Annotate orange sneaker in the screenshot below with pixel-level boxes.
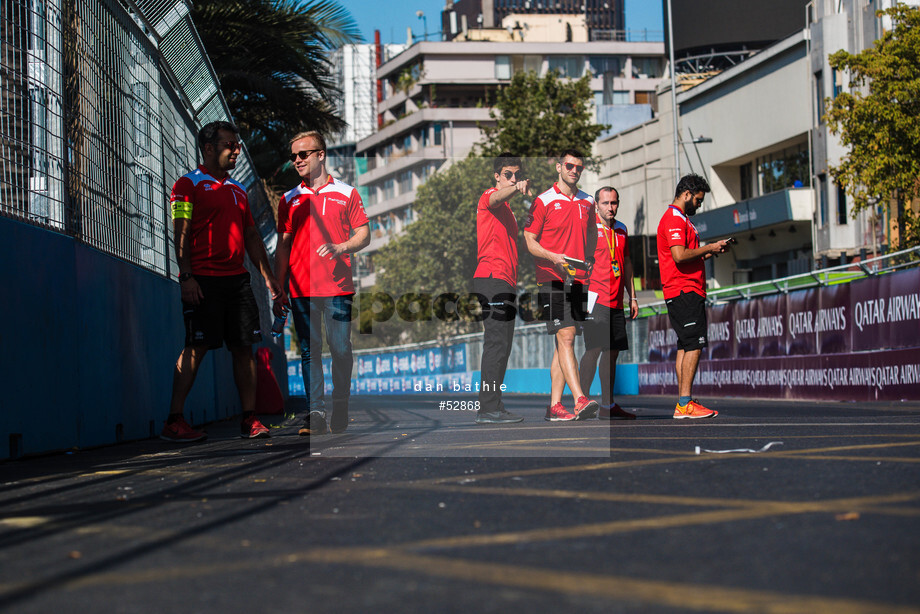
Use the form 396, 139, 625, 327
544, 402, 576, 421
674, 399, 718, 419
599, 403, 637, 420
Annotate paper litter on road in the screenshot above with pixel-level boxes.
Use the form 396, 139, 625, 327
695, 441, 783, 455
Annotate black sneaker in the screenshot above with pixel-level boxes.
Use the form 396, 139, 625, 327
299, 411, 327, 436
330, 403, 349, 434
475, 410, 524, 424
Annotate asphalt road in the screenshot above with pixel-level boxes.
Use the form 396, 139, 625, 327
2, 394, 919, 613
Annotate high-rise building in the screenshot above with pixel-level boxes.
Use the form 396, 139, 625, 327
442, 0, 626, 41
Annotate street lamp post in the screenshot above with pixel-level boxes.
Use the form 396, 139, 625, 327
667, 0, 680, 186
416, 10, 428, 41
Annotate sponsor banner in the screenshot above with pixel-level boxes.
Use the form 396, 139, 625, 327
638, 348, 920, 401
288, 344, 473, 396
647, 268, 920, 363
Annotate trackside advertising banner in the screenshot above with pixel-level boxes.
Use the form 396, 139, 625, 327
639, 267, 920, 401
288, 343, 473, 396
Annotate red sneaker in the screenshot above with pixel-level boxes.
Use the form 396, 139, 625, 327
241, 415, 270, 439
544, 402, 576, 422
573, 396, 599, 420
674, 399, 718, 419
160, 416, 207, 442
599, 403, 637, 420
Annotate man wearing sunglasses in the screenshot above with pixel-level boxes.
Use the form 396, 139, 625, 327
163, 120, 282, 443
274, 131, 369, 436
524, 149, 599, 422
473, 153, 530, 424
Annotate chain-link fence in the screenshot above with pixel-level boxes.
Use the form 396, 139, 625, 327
1, 0, 270, 277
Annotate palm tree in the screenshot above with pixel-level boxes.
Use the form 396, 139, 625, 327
192, 0, 361, 180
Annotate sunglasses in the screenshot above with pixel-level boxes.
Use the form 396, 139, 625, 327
289, 149, 321, 162
501, 170, 525, 181
219, 141, 242, 152
563, 162, 584, 173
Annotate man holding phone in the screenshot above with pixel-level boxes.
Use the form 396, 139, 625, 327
657, 174, 733, 418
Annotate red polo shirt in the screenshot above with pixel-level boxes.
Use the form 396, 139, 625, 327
277, 176, 369, 297
523, 183, 594, 283
657, 204, 706, 299
170, 165, 254, 276
588, 215, 630, 308
473, 187, 518, 286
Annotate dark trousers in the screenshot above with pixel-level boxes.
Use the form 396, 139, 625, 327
473, 277, 516, 412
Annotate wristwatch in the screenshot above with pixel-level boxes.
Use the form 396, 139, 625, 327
179, 272, 193, 282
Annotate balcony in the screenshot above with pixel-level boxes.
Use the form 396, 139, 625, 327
693, 187, 813, 241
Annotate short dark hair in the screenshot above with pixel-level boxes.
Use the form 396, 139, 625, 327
198, 120, 238, 154
558, 148, 585, 163
594, 186, 619, 203
493, 152, 523, 175
674, 173, 710, 198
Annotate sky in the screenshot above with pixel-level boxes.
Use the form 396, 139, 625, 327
344, 0, 664, 46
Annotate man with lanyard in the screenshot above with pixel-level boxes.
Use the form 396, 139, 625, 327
578, 186, 639, 419
524, 149, 599, 421
274, 131, 369, 435
163, 120, 282, 442
657, 173, 733, 419
473, 153, 529, 424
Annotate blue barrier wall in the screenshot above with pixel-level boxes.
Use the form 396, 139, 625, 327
0, 218, 285, 458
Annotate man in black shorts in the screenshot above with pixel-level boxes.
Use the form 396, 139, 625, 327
656, 174, 733, 418
524, 150, 599, 421
162, 121, 282, 442
579, 187, 639, 419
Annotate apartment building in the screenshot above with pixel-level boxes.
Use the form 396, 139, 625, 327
353, 17, 665, 287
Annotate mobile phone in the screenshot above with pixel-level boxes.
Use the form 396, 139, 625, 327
563, 256, 589, 270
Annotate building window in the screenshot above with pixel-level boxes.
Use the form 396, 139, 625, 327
433, 123, 443, 146
511, 55, 542, 75
612, 91, 630, 105
635, 91, 656, 108
495, 55, 512, 80
631, 57, 662, 78
756, 145, 809, 196
589, 56, 624, 78
384, 178, 395, 199
818, 174, 828, 228
740, 163, 753, 201
548, 56, 583, 78
403, 134, 412, 152
399, 170, 413, 194
837, 184, 848, 225
815, 70, 825, 123
419, 127, 428, 148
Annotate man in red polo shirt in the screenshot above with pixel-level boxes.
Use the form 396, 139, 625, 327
524, 149, 599, 422
656, 173, 733, 419
274, 131, 369, 436
473, 153, 529, 424
579, 186, 639, 420
163, 120, 282, 442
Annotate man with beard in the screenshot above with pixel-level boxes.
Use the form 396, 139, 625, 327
656, 174, 733, 419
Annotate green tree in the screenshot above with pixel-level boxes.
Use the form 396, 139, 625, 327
826, 5, 920, 249
477, 70, 607, 160
192, 0, 360, 181
364, 71, 607, 346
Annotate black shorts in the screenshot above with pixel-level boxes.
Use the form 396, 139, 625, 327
582, 303, 629, 351
539, 280, 589, 335
183, 273, 262, 349
665, 290, 708, 351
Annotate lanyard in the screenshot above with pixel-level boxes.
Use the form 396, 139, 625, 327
600, 222, 617, 262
